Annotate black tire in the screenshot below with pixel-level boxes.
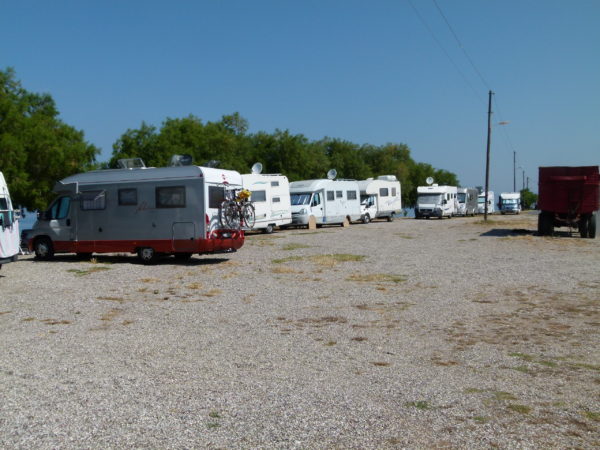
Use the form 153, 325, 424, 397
587, 214, 596, 239
263, 224, 274, 234
242, 203, 255, 229
219, 201, 240, 229
137, 247, 158, 264
578, 215, 589, 238
34, 237, 54, 260
362, 214, 370, 224
538, 211, 554, 236
387, 214, 394, 222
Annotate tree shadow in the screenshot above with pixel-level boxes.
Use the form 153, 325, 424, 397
30, 254, 232, 266
480, 228, 582, 238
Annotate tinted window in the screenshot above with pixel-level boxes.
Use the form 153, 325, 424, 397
208, 186, 225, 208
81, 191, 105, 211
380, 188, 389, 197
392, 187, 397, 197
327, 191, 334, 201
272, 197, 280, 203
251, 190, 267, 202
311, 193, 321, 206
336, 191, 343, 198
347, 190, 357, 200
118, 188, 137, 206
271, 181, 279, 187
156, 186, 186, 208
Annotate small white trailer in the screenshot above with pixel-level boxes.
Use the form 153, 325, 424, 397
415, 184, 458, 219
477, 190, 495, 214
456, 187, 479, 216
357, 175, 402, 223
0, 172, 20, 268
242, 169, 292, 234
499, 192, 521, 214
27, 160, 245, 263
289, 175, 361, 227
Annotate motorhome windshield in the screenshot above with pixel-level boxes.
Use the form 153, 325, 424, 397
291, 193, 311, 206
457, 193, 466, 203
502, 198, 519, 204
478, 197, 486, 204
418, 193, 442, 204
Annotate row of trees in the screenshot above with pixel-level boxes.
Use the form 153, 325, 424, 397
1, 67, 458, 209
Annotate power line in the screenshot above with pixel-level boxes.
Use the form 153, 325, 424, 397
406, 0, 485, 106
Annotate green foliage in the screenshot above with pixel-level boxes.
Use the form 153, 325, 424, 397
520, 188, 538, 209
0, 68, 99, 209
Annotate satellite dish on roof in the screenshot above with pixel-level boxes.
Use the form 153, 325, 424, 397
426, 177, 434, 185
251, 162, 263, 174
327, 169, 337, 180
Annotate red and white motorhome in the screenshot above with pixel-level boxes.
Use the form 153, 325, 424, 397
0, 171, 20, 269
28, 161, 245, 263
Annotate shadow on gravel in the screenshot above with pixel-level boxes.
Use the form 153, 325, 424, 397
30, 254, 232, 266
480, 228, 583, 238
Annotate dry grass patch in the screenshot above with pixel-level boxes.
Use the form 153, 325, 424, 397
67, 266, 110, 276
186, 282, 203, 290
203, 288, 222, 297
100, 308, 123, 322
97, 296, 126, 304
272, 255, 304, 264
41, 319, 71, 325
309, 253, 366, 267
282, 243, 311, 251
140, 278, 160, 283
347, 273, 406, 284
272, 266, 301, 274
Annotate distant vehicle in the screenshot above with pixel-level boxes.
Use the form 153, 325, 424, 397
0, 171, 20, 268
499, 192, 521, 214
289, 173, 361, 227
456, 187, 478, 216
242, 168, 292, 234
537, 166, 598, 238
477, 191, 495, 214
415, 184, 458, 219
27, 158, 245, 263
357, 175, 402, 223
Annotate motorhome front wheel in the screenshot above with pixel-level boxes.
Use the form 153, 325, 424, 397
34, 237, 54, 260
137, 247, 157, 264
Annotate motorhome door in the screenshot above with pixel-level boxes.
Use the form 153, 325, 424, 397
173, 222, 196, 252
44, 196, 75, 243
310, 191, 324, 220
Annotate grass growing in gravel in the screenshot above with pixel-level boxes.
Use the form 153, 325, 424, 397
67, 266, 110, 276
507, 404, 532, 414
347, 273, 406, 283
310, 254, 366, 267
406, 401, 430, 410
282, 243, 311, 250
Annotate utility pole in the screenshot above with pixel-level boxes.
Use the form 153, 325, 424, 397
484, 90, 494, 221
522, 170, 525, 191
513, 151, 516, 192
526, 176, 529, 190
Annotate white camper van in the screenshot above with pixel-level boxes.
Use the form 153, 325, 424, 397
0, 172, 20, 268
499, 192, 521, 214
242, 170, 292, 234
415, 185, 458, 219
289, 178, 361, 227
477, 191, 495, 214
456, 187, 479, 216
357, 175, 402, 223
27, 160, 245, 263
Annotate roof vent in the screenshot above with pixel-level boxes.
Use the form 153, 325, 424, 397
170, 154, 193, 166
117, 158, 146, 169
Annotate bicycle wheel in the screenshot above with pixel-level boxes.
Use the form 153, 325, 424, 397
219, 201, 241, 229
242, 202, 255, 229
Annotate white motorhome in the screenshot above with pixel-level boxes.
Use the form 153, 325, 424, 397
242, 172, 292, 233
289, 178, 361, 227
27, 160, 245, 263
456, 187, 479, 216
357, 175, 402, 223
0, 172, 20, 268
477, 191, 495, 214
415, 185, 458, 219
499, 192, 521, 214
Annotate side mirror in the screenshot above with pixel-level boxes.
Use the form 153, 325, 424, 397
442, 199, 447, 205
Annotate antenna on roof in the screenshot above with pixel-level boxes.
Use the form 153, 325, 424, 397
170, 154, 193, 166
426, 176, 434, 185
117, 158, 146, 169
251, 162, 263, 174
327, 169, 337, 180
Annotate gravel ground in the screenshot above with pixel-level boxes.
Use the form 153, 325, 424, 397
1, 212, 599, 449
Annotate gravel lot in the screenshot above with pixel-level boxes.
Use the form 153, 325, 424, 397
1, 212, 599, 449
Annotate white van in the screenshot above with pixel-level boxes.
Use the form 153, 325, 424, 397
27, 160, 245, 263
415, 185, 458, 219
357, 175, 402, 223
242, 173, 292, 233
290, 179, 361, 227
456, 187, 479, 216
0, 172, 20, 268
477, 191, 495, 214
499, 192, 521, 214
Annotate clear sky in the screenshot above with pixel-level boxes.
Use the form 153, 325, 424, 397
2, 0, 599, 195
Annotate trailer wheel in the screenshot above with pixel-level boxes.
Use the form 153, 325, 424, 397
137, 247, 158, 264
387, 214, 394, 222
538, 211, 554, 236
263, 224, 274, 234
362, 214, 370, 224
34, 237, 54, 260
587, 214, 596, 239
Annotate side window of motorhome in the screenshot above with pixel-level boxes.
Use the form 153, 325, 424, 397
81, 191, 105, 210
208, 186, 225, 208
327, 191, 334, 201
392, 187, 397, 197
156, 186, 186, 208
347, 191, 357, 200
311, 193, 321, 206
380, 188, 389, 197
47, 197, 71, 219
271, 181, 279, 187
251, 190, 267, 202
118, 188, 138, 206
336, 191, 343, 198
272, 197, 281, 203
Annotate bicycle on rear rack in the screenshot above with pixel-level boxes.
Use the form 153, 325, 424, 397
219, 188, 255, 230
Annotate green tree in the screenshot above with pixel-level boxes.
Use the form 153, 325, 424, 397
0, 67, 99, 209
520, 188, 538, 209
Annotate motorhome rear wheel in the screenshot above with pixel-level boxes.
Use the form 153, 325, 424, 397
138, 247, 158, 264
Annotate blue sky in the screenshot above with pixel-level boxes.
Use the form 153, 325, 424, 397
2, 0, 599, 195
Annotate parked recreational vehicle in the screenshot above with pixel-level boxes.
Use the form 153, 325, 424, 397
28, 161, 245, 263
289, 176, 361, 227
242, 169, 292, 233
415, 185, 458, 219
477, 191, 495, 214
456, 187, 478, 216
498, 192, 521, 214
0, 172, 20, 268
357, 175, 402, 223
